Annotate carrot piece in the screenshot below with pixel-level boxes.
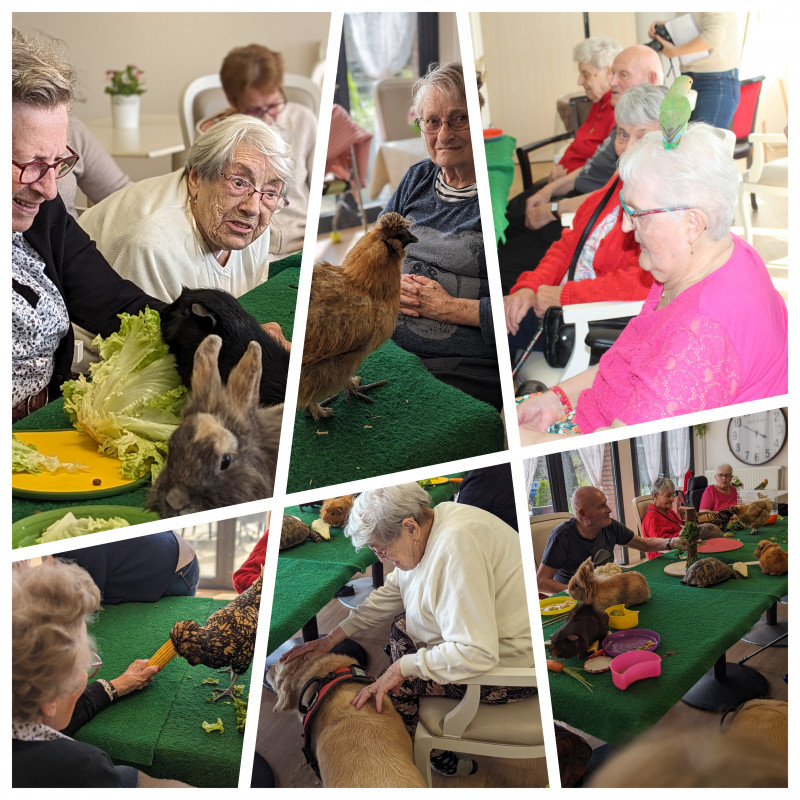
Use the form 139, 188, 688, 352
547, 659, 564, 672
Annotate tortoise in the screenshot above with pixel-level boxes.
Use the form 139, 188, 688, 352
280, 515, 325, 550
681, 557, 741, 588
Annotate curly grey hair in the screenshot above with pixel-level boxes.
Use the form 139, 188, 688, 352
411, 61, 466, 118
345, 483, 432, 550
618, 123, 738, 241
652, 476, 676, 496
573, 37, 622, 71
186, 114, 294, 189
12, 28, 76, 108
614, 83, 668, 128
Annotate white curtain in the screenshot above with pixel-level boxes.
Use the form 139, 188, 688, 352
642, 433, 662, 489
667, 427, 691, 489
578, 445, 605, 488
524, 457, 539, 510
348, 13, 416, 80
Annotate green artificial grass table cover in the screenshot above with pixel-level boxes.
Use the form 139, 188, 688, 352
75, 596, 253, 787
545, 522, 789, 745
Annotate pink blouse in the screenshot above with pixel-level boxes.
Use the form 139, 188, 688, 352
699, 484, 739, 512
575, 235, 787, 432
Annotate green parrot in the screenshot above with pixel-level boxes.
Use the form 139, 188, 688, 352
660, 75, 693, 150
754, 478, 768, 490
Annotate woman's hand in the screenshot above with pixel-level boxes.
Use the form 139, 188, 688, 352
400, 275, 479, 326
110, 659, 160, 697
504, 289, 535, 335
548, 164, 567, 183
516, 390, 564, 433
261, 321, 291, 351
648, 20, 666, 39
280, 629, 345, 664
531, 285, 564, 317
351, 660, 405, 713
525, 203, 557, 231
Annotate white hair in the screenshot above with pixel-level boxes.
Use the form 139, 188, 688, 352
344, 483, 431, 550
618, 123, 738, 240
411, 61, 465, 118
614, 83, 668, 128
652, 476, 675, 495
573, 37, 622, 71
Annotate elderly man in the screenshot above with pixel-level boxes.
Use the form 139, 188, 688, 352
536, 486, 679, 594
499, 45, 664, 279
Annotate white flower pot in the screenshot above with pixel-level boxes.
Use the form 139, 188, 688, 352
111, 95, 140, 129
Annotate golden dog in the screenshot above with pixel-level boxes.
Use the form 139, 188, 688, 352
266, 652, 426, 787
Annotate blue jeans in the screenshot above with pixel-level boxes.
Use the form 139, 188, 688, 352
684, 68, 740, 129
163, 554, 200, 597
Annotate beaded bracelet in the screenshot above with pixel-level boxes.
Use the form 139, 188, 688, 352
550, 384, 572, 414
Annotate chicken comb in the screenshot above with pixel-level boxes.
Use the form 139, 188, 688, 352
147, 639, 177, 668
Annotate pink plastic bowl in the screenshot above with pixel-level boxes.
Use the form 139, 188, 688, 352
610, 650, 662, 690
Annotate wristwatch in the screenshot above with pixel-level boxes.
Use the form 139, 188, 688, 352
549, 200, 561, 220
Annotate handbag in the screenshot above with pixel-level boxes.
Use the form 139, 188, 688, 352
541, 176, 630, 368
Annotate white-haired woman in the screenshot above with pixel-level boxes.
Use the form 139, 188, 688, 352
382, 62, 500, 409
517, 123, 788, 444
12, 560, 188, 787
641, 477, 685, 560
79, 115, 294, 302
281, 482, 533, 777
699, 463, 739, 512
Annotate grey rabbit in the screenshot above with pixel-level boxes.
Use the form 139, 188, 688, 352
160, 286, 289, 406
549, 603, 609, 660
148, 334, 283, 517
567, 557, 650, 611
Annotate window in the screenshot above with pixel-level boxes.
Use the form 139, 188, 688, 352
631, 427, 693, 496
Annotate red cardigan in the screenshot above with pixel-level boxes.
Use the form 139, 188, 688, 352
232, 530, 268, 593
509, 175, 653, 304
641, 505, 683, 560
558, 91, 616, 173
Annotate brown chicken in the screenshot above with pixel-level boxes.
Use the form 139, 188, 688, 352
298, 212, 417, 420
730, 497, 773, 535
148, 570, 263, 701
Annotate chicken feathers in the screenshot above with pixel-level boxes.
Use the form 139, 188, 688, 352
298, 212, 417, 420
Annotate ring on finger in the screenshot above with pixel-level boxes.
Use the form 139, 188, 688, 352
367, 685, 375, 695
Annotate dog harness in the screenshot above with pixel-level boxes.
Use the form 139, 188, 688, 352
298, 664, 375, 779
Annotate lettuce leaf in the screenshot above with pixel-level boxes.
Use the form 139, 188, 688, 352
61, 308, 187, 480
12, 434, 88, 474
36, 511, 129, 544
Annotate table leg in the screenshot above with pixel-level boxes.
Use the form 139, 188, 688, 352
740, 600, 788, 646
301, 616, 319, 642
682, 653, 768, 712
372, 559, 384, 588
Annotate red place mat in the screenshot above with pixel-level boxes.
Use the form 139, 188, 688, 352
697, 538, 744, 553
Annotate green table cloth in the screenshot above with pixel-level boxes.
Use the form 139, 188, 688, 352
75, 596, 252, 787
485, 134, 517, 244
544, 521, 789, 745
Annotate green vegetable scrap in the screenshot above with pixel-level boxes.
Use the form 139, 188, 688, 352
725, 519, 747, 532
36, 512, 129, 545
201, 718, 224, 734
12, 434, 88, 475
202, 678, 220, 685
234, 696, 248, 734
61, 308, 187, 481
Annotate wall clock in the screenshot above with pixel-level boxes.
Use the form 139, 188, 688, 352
727, 410, 787, 465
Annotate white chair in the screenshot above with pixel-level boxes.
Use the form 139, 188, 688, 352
530, 512, 573, 571
413, 666, 545, 787
179, 73, 321, 149
738, 132, 788, 245
631, 494, 653, 535
373, 77, 416, 142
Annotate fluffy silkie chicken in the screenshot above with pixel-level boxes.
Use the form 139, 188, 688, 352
297, 212, 417, 420
147, 569, 262, 700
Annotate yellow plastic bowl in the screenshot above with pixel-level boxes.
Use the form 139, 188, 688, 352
605, 604, 639, 630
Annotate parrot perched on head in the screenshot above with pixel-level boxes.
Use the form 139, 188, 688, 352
754, 478, 769, 490
660, 75, 693, 150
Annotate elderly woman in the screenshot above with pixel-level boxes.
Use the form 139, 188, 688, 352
11, 29, 162, 421
79, 115, 293, 303
197, 44, 316, 255
641, 477, 685, 560
12, 560, 188, 787
517, 123, 788, 445
699, 464, 739, 512
282, 482, 533, 777
382, 62, 500, 409
505, 84, 666, 345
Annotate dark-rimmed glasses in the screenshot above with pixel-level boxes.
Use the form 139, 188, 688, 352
240, 89, 287, 120
619, 194, 691, 225
218, 172, 289, 212
13, 145, 80, 185
415, 114, 469, 134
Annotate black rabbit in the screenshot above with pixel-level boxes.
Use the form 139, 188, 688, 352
549, 602, 610, 660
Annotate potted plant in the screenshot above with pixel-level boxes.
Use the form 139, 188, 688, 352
105, 65, 145, 128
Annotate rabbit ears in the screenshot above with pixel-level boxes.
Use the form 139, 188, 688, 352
191, 334, 262, 413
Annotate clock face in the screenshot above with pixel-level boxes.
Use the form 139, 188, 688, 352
727, 410, 787, 465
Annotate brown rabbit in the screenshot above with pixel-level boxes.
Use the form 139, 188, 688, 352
753, 540, 788, 575
567, 558, 650, 610
148, 335, 283, 517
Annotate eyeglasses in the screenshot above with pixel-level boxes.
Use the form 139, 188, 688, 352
219, 172, 289, 212
88, 652, 102, 680
13, 145, 80, 185
240, 90, 287, 120
415, 114, 470, 134
619, 194, 691, 225
368, 538, 397, 559
716, 473, 733, 479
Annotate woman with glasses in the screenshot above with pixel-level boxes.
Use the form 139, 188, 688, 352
80, 115, 293, 303
12, 559, 188, 787
280, 482, 533, 778
382, 62, 502, 409
11, 29, 164, 421
699, 464, 739, 512
198, 44, 317, 256
517, 123, 787, 443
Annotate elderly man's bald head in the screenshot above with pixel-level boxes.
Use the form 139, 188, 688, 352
572, 485, 606, 513
609, 45, 664, 106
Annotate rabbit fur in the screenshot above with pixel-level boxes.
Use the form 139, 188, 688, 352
567, 558, 650, 610
753, 540, 788, 575
148, 334, 283, 516
160, 286, 290, 406
549, 603, 609, 659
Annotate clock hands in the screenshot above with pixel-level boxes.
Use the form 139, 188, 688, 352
743, 425, 766, 438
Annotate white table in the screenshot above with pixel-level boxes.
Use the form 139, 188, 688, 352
368, 136, 428, 199
82, 113, 185, 170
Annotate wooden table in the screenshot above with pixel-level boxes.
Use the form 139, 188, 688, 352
82, 114, 186, 170
368, 137, 428, 199
544, 521, 789, 745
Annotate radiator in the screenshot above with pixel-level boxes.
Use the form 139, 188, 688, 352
704, 465, 783, 490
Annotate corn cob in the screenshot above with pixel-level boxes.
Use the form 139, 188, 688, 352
147, 639, 177, 668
